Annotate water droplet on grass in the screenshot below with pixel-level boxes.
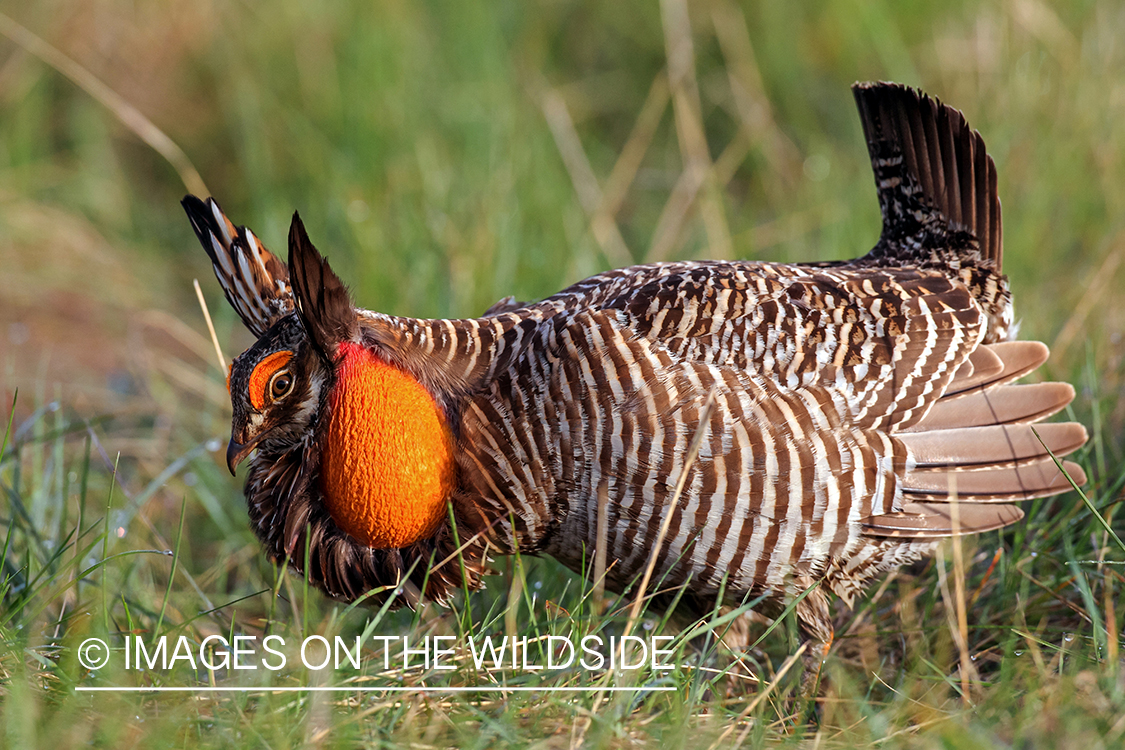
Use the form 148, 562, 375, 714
804, 154, 831, 182
347, 200, 370, 223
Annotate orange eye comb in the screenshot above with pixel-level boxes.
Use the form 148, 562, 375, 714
249, 350, 293, 409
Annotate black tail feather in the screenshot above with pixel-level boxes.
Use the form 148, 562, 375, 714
852, 82, 1002, 271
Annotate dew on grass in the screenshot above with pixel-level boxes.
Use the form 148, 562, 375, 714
348, 200, 370, 223
804, 154, 830, 182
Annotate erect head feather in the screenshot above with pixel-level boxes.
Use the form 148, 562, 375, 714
287, 211, 356, 362
182, 194, 295, 336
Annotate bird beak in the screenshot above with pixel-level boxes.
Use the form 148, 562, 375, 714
226, 438, 256, 475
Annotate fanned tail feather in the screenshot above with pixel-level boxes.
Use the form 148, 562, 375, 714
863, 502, 1024, 539
851, 82, 1013, 344
852, 81, 1002, 269
904, 382, 1073, 432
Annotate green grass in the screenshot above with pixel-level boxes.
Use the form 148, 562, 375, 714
1, 0, 1124, 747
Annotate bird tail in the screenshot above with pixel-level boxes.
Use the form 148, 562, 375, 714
852, 81, 1002, 272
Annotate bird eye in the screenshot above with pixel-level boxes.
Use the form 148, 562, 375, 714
269, 370, 294, 401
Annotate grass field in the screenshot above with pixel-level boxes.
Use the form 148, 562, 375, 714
2, 0, 1124, 746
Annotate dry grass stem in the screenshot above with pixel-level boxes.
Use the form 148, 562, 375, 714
624, 387, 718, 637
540, 88, 633, 266
719, 642, 807, 750
946, 478, 976, 704
193, 279, 228, 376
592, 479, 609, 615
0, 11, 208, 197
601, 72, 671, 219
710, 1, 802, 183
657, 0, 732, 261
1052, 229, 1124, 361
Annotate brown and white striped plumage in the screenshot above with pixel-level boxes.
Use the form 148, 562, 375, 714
183, 82, 1086, 676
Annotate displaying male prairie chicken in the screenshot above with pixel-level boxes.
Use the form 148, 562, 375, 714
184, 82, 1086, 682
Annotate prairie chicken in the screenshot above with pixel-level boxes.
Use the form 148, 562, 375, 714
184, 82, 1086, 682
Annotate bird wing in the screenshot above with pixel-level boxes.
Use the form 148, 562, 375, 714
601, 266, 1083, 534
461, 292, 1084, 599
587, 260, 987, 432
459, 305, 902, 595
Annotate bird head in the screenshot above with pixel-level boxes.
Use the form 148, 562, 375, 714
223, 210, 357, 474
224, 313, 329, 473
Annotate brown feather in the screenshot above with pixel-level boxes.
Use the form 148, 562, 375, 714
904, 382, 1074, 432
943, 341, 1048, 397
862, 502, 1023, 538
287, 212, 356, 360
945, 345, 1001, 393
900, 422, 1087, 470
902, 459, 1086, 501
182, 194, 294, 336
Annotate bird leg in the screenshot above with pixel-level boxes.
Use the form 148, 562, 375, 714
795, 586, 834, 699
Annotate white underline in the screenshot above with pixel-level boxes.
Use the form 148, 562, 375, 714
76, 686, 675, 693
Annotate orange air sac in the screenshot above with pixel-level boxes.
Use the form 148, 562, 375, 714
319, 342, 454, 549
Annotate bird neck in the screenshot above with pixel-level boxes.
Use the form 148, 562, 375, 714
318, 341, 454, 549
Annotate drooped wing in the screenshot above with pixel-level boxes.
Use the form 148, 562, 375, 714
458, 305, 1084, 602
602, 261, 986, 432
182, 195, 295, 336
456, 305, 904, 595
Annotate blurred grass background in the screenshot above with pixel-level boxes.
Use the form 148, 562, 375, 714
1, 0, 1124, 747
